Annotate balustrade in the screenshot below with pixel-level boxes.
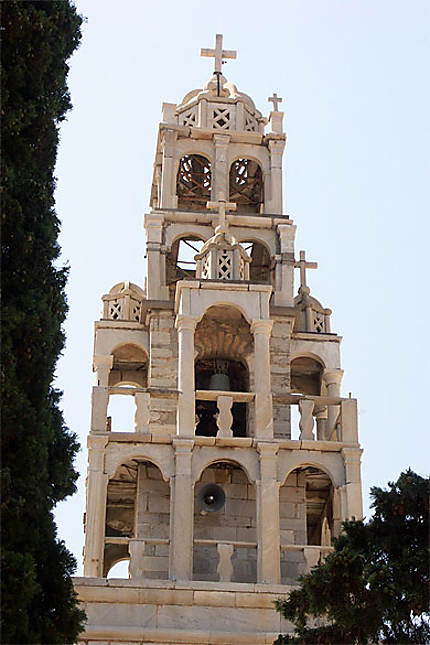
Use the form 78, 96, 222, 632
280, 544, 333, 574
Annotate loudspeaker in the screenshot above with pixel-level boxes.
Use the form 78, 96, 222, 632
197, 483, 226, 514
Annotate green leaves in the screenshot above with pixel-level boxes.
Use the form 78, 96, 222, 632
1, 2, 86, 642
275, 471, 430, 644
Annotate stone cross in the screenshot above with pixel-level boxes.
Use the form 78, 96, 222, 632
201, 34, 237, 74
206, 198, 237, 232
268, 92, 283, 112
294, 250, 318, 291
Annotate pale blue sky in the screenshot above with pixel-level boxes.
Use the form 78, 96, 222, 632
54, 0, 430, 574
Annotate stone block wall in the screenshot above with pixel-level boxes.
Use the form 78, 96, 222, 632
148, 312, 177, 434
279, 471, 306, 584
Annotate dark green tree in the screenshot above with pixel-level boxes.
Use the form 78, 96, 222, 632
1, 2, 86, 642
274, 470, 429, 644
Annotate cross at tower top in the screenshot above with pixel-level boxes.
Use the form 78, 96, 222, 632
201, 34, 237, 74
268, 92, 283, 112
294, 250, 318, 293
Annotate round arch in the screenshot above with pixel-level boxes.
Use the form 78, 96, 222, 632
192, 450, 258, 485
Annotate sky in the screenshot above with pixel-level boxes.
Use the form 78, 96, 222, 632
54, 0, 430, 575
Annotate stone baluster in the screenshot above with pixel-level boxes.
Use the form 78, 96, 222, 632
83, 435, 108, 577
313, 404, 328, 441
217, 543, 234, 582
303, 547, 320, 574
134, 392, 150, 433
322, 369, 344, 440
169, 439, 194, 581
251, 320, 274, 439
216, 395, 233, 437
256, 443, 280, 584
298, 399, 315, 440
175, 315, 197, 436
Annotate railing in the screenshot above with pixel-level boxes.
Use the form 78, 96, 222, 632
195, 389, 254, 438
274, 393, 358, 443
92, 384, 357, 443
280, 544, 334, 574
194, 538, 257, 582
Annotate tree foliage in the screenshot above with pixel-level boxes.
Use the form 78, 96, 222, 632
275, 470, 430, 644
1, 2, 86, 642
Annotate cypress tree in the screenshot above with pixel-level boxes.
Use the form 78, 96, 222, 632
1, 2, 86, 642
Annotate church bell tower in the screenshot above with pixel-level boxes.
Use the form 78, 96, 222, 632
75, 35, 363, 645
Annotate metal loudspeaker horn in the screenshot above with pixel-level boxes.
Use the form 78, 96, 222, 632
198, 483, 226, 514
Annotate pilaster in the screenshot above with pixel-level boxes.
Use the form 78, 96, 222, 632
251, 319, 274, 439
175, 314, 197, 436
212, 134, 230, 202
256, 442, 280, 583
169, 439, 194, 580
83, 435, 108, 577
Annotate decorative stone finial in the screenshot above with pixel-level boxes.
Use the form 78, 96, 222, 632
201, 34, 237, 74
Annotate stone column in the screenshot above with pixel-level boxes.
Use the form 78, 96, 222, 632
213, 134, 230, 202
268, 139, 285, 214
341, 447, 363, 520
175, 314, 197, 436
169, 439, 194, 581
322, 368, 344, 440
83, 435, 108, 577
93, 354, 113, 387
160, 129, 178, 208
256, 443, 280, 584
251, 320, 273, 439
91, 355, 113, 432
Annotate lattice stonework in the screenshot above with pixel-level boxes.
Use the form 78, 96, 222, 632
313, 312, 325, 333
202, 255, 211, 280
229, 158, 263, 213
177, 154, 211, 210
244, 111, 257, 132
109, 300, 122, 320
131, 300, 141, 322
212, 107, 231, 130
179, 107, 197, 128
217, 249, 233, 280
239, 256, 245, 280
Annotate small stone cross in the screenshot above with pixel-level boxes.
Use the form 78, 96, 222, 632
206, 197, 237, 232
268, 92, 283, 112
294, 250, 318, 291
201, 34, 237, 74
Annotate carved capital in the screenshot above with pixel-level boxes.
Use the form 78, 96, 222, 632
175, 314, 197, 333
250, 319, 273, 337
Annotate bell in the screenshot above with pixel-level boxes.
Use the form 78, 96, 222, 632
208, 359, 230, 391
208, 372, 230, 391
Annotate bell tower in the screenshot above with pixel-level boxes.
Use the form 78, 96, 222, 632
75, 35, 363, 645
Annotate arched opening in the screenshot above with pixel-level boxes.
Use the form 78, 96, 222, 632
165, 235, 204, 296
103, 460, 170, 580
194, 306, 253, 437
109, 344, 148, 388
279, 466, 333, 584
106, 558, 130, 579
193, 462, 256, 583
291, 356, 323, 396
177, 154, 211, 211
239, 240, 272, 282
229, 159, 263, 213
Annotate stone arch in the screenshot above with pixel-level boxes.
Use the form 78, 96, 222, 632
105, 445, 173, 482
193, 452, 257, 485
196, 301, 253, 326
177, 153, 212, 211
105, 555, 130, 579
109, 343, 149, 388
193, 460, 257, 583
229, 158, 264, 213
290, 355, 324, 396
